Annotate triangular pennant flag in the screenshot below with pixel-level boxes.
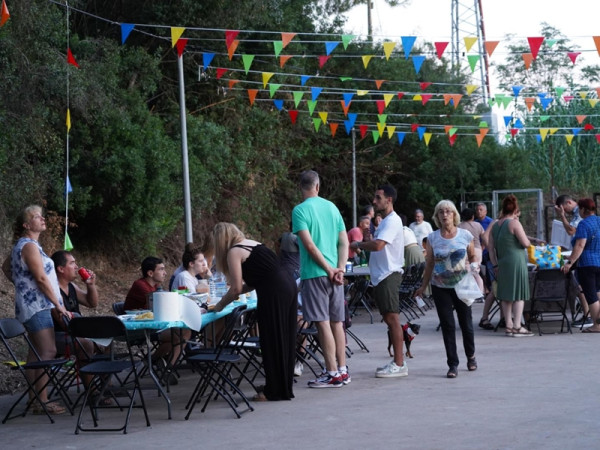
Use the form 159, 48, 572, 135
342, 93, 354, 107
579, 91, 588, 99
312, 118, 322, 132
171, 27, 185, 47
269, 84, 281, 98
273, 41, 283, 57
340, 101, 351, 116
540, 97, 553, 111
330, 123, 339, 137
424, 133, 433, 146
247, 89, 258, 106
377, 122, 386, 136
66, 108, 71, 132
325, 42, 339, 56
262, 72, 275, 88
443, 94, 452, 106
340, 77, 353, 82
450, 94, 463, 108
288, 110, 298, 124
281, 32, 296, 48
300, 75, 311, 86
176, 38, 188, 57
0, 0, 8, 27
318, 55, 331, 68
67, 48, 79, 68
293, 91, 304, 108
421, 94, 433, 105
397, 92, 405, 100
383, 42, 396, 60
411, 123, 420, 133
273, 99, 284, 111
539, 115, 550, 122
596, 88, 600, 98
227, 39, 239, 60
565, 135, 574, 146
307, 100, 317, 116
535, 134, 541, 143
318, 111, 328, 124
594, 36, 600, 56
584, 123, 595, 131
362, 55, 374, 69
589, 99, 599, 108
596, 134, 600, 144
347, 113, 358, 128
563, 95, 574, 103
121, 23, 134, 44
344, 121, 353, 135
503, 116, 513, 127
225, 30, 240, 49
511, 128, 520, 138
479, 128, 489, 138
376, 100, 385, 115
434, 42, 449, 59
525, 97, 536, 111
539, 128, 549, 141
357, 90, 369, 96
484, 41, 499, 57
279, 55, 293, 68
420, 82, 432, 91
359, 124, 368, 139
568, 52, 581, 64
375, 80, 385, 89
546, 39, 558, 48
475, 134, 485, 148
377, 114, 388, 124
528, 37, 545, 59
372, 131, 380, 144
417, 126, 426, 140
386, 126, 396, 139
342, 34, 355, 49
464, 36, 478, 52
572, 128, 582, 136
401, 36, 417, 59
65, 176, 73, 195
64, 232, 74, 251
549, 128, 559, 135
467, 55, 480, 73
202, 52, 215, 71
512, 86, 524, 97
311, 87, 323, 101
228, 79, 240, 90
412, 55, 426, 74
449, 127, 458, 137
522, 53, 533, 70
576, 115, 587, 124
242, 54, 255, 73
383, 93, 394, 107
444, 125, 452, 134
396, 132, 406, 145
555, 87, 565, 98
448, 134, 457, 146
514, 119, 524, 129
216, 68, 227, 79
466, 85, 478, 95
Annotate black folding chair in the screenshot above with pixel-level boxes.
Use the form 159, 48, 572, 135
528, 269, 572, 336
0, 318, 71, 424
68, 316, 151, 434
347, 277, 374, 323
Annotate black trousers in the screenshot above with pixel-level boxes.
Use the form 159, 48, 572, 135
432, 285, 476, 368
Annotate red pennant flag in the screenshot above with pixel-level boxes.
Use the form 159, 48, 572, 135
527, 37, 545, 59
563, 95, 574, 103
522, 53, 533, 70
421, 94, 433, 105
584, 123, 595, 131
67, 48, 79, 68
567, 52, 581, 64
288, 110, 298, 124
318, 55, 330, 68
411, 123, 419, 133
419, 82, 432, 91
375, 80, 385, 89
448, 134, 457, 146
176, 38, 188, 57
510, 128, 519, 137
596, 134, 600, 144
216, 68, 227, 79
0, 0, 9, 27
397, 92, 405, 100
359, 124, 368, 139
330, 123, 339, 137
247, 89, 258, 106
340, 101, 351, 116
279, 55, 293, 68
228, 79, 240, 90
484, 41, 500, 57
376, 100, 385, 114
434, 42, 449, 59
225, 30, 240, 49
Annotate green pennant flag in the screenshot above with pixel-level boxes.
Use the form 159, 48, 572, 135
378, 114, 388, 124
467, 54, 480, 73
307, 100, 317, 116
479, 121, 488, 128
372, 130, 380, 144
242, 54, 255, 74
449, 127, 458, 137
342, 34, 355, 49
312, 117, 322, 132
64, 232, 74, 251
501, 95, 513, 109
273, 41, 283, 57
293, 91, 304, 108
487, 98, 496, 108
269, 83, 281, 98
339, 77, 353, 82
540, 115, 551, 122
546, 39, 557, 48
555, 87, 565, 97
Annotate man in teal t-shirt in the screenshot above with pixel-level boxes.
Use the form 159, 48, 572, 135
292, 170, 349, 388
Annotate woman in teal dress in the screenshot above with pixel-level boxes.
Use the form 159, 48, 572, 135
488, 195, 534, 337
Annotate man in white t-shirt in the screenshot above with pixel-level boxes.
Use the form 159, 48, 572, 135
409, 209, 433, 248
350, 185, 407, 378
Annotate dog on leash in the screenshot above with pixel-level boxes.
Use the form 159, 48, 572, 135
387, 322, 421, 358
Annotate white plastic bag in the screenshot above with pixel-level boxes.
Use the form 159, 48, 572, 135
454, 271, 482, 306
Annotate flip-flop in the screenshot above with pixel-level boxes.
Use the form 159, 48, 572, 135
581, 328, 600, 333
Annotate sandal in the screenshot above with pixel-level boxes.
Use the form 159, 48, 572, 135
505, 327, 514, 337
478, 319, 494, 330
467, 356, 477, 371
446, 366, 458, 379
512, 326, 534, 337
32, 401, 66, 415
252, 392, 268, 402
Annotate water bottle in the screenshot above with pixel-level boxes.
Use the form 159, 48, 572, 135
209, 277, 218, 303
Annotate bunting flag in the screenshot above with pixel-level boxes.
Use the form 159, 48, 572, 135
318, 55, 330, 68
340, 77, 352, 82
386, 126, 396, 139
0, 0, 8, 27
225, 30, 240, 48
434, 42, 449, 59
340, 101, 351, 116
67, 48, 79, 68
512, 86, 524, 97
311, 87, 323, 101
396, 132, 406, 145
202, 53, 215, 71
121, 23, 134, 44
307, 100, 317, 115
281, 32, 296, 48
273, 99, 284, 110
565, 135, 574, 146
262, 72, 274, 88
524, 97, 536, 111
540, 97, 553, 111
344, 120, 353, 135
563, 95, 574, 103
464, 37, 478, 52
528, 36, 545, 59
342, 93, 354, 107
362, 55, 374, 69
539, 128, 549, 141
293, 91, 304, 107
396, 92, 405, 100
424, 132, 432, 146
273, 41, 283, 57
576, 115, 587, 124
589, 99, 599, 108
176, 38, 188, 57
411, 123, 420, 133
475, 134, 485, 148
522, 53, 533, 70
288, 110, 298, 124
584, 123, 595, 131
330, 122, 338, 137
312, 117, 322, 132
450, 94, 463, 108
376, 100, 385, 115
421, 94, 433, 105
357, 90, 369, 96
417, 126, 426, 140
479, 128, 489, 138
171, 27, 185, 47
383, 93, 394, 107
269, 83, 281, 98
279, 55, 293, 68
467, 55, 480, 73
375, 79, 385, 89
228, 79, 240, 89
227, 40, 239, 60
401, 36, 417, 59
579, 91, 588, 99
594, 36, 600, 56
567, 52, 581, 64
359, 124, 368, 139
448, 134, 457, 146
383, 42, 396, 60
420, 82, 432, 91
300, 75, 311, 86
325, 42, 339, 56
412, 55, 425, 74
242, 54, 254, 73
247, 89, 258, 106
466, 85, 478, 96
342, 34, 355, 49
66, 109, 71, 132
347, 113, 358, 129
377, 122, 386, 136
372, 130, 380, 144
64, 232, 74, 252
555, 87, 566, 98
572, 128, 582, 136
596, 134, 600, 144
510, 128, 519, 138
484, 41, 499, 57
318, 111, 328, 123
377, 114, 387, 124
216, 68, 227, 79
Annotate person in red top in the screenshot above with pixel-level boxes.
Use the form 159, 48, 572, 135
124, 257, 166, 311
347, 215, 371, 263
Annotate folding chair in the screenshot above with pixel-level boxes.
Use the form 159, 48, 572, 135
528, 269, 572, 336
0, 318, 71, 424
399, 264, 426, 321
112, 302, 125, 316
68, 316, 151, 434
295, 320, 326, 377
348, 277, 374, 323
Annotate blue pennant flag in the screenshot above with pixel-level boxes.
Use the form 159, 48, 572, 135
540, 98, 553, 111
417, 126, 426, 140
273, 99, 284, 111
503, 116, 513, 127
342, 93, 354, 107
396, 132, 406, 145
347, 112, 358, 128
121, 23, 135, 44
536, 135, 542, 143
512, 86, 524, 97
325, 42, 339, 56
311, 87, 323, 101
300, 75, 311, 86
344, 121, 352, 135
203, 53, 215, 71
412, 56, 425, 74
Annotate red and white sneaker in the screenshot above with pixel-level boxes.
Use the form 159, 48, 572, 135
307, 372, 343, 388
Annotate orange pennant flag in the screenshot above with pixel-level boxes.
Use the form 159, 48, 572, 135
522, 53, 533, 70
247, 89, 258, 106
484, 41, 499, 57
0, 0, 9, 27
576, 115, 587, 124
450, 94, 463, 108
67, 48, 79, 68
281, 32, 296, 48
228, 39, 239, 60
475, 134, 485, 148
375, 80, 385, 89
594, 36, 600, 56
524, 97, 536, 111
330, 123, 339, 138
444, 125, 452, 134
479, 128, 489, 138
443, 94, 452, 106
279, 55, 293, 68
228, 79, 240, 90
340, 101, 351, 116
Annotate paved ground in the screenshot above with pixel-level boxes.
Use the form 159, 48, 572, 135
0, 302, 595, 450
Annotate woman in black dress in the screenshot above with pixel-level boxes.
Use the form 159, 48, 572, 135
211, 222, 297, 401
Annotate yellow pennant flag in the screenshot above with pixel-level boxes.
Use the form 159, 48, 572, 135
171, 27, 185, 47
464, 37, 478, 52
383, 93, 394, 107
424, 132, 433, 146
377, 122, 386, 136
66, 108, 71, 132
539, 128, 549, 141
262, 72, 274, 88
386, 126, 396, 139
412, 94, 422, 101
549, 128, 559, 135
362, 55, 374, 69
383, 42, 396, 60
565, 135, 574, 146
318, 111, 328, 124
579, 91, 588, 99
356, 90, 369, 96
589, 99, 598, 108
466, 84, 479, 95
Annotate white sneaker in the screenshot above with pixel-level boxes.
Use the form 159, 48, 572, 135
294, 361, 304, 377
375, 361, 408, 378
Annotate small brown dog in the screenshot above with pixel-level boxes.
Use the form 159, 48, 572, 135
387, 322, 421, 358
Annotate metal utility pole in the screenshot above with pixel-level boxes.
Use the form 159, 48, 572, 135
367, 0, 373, 42
177, 53, 193, 243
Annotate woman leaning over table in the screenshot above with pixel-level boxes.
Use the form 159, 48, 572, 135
211, 222, 297, 401
414, 200, 478, 379
562, 198, 600, 333
8, 205, 69, 414
488, 194, 534, 337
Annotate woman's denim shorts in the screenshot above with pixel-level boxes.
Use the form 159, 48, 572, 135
22, 308, 54, 333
